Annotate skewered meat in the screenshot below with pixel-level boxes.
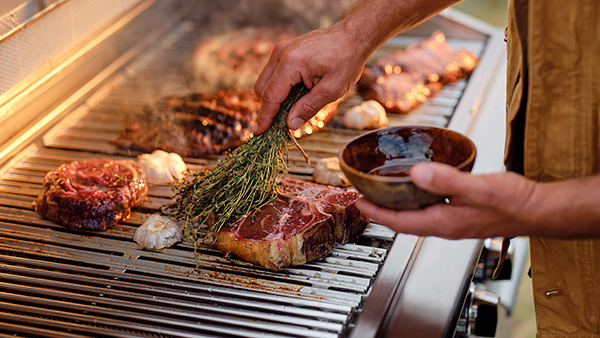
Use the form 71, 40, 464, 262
213, 177, 368, 270
358, 31, 478, 113
33, 158, 148, 231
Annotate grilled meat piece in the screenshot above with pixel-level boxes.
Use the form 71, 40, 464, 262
110, 90, 258, 157
192, 26, 299, 92
358, 31, 478, 113
213, 178, 369, 270
111, 88, 339, 157
33, 158, 148, 231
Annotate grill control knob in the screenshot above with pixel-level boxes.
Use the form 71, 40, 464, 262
474, 238, 512, 282
456, 284, 500, 337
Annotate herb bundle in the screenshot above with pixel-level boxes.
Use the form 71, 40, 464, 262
167, 83, 310, 240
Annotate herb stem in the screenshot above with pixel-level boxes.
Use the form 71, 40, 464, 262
167, 83, 310, 236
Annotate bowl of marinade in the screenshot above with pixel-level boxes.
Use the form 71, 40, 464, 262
339, 125, 476, 210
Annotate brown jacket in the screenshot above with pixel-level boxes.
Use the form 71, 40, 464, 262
505, 0, 600, 336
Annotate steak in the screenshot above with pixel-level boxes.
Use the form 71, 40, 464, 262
111, 88, 339, 157
358, 31, 478, 113
110, 89, 259, 157
192, 26, 299, 92
213, 178, 369, 270
33, 158, 148, 231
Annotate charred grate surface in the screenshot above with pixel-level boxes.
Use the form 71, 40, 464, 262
0, 20, 484, 337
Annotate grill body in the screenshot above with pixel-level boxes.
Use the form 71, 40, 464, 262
0, 1, 506, 337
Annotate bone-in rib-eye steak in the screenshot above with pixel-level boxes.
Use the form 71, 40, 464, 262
213, 178, 369, 270
34, 158, 148, 231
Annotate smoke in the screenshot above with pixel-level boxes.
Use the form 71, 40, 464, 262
187, 0, 357, 35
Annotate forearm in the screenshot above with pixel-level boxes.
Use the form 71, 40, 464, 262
524, 175, 600, 237
339, 0, 462, 59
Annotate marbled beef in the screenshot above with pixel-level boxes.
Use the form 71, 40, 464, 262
33, 158, 148, 231
214, 178, 369, 270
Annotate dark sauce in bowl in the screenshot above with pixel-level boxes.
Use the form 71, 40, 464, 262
367, 158, 419, 177
339, 125, 476, 210
367, 150, 434, 177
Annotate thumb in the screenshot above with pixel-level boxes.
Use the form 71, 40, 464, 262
410, 162, 472, 197
287, 77, 344, 130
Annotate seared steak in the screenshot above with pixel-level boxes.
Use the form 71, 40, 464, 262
192, 26, 299, 92
33, 158, 148, 231
110, 90, 259, 157
358, 31, 478, 113
214, 178, 369, 270
111, 88, 338, 157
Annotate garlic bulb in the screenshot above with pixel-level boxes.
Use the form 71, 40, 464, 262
313, 157, 350, 187
137, 150, 187, 185
133, 214, 183, 250
343, 100, 389, 130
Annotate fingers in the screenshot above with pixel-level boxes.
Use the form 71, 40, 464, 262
410, 162, 485, 199
355, 198, 454, 237
287, 76, 345, 130
253, 40, 298, 135
254, 39, 293, 99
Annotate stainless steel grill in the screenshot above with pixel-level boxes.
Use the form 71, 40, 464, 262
0, 1, 507, 337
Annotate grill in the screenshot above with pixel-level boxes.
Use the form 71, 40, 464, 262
0, 1, 507, 337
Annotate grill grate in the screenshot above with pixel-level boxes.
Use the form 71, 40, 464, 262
0, 18, 483, 337
0, 146, 395, 337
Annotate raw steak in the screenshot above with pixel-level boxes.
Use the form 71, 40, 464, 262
33, 158, 148, 231
213, 178, 369, 270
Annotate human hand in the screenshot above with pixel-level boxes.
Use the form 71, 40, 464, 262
253, 21, 370, 134
355, 162, 539, 239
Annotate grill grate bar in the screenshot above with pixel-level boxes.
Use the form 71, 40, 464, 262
0, 236, 371, 298
0, 253, 354, 313
0, 285, 342, 338
0, 205, 391, 273
0, 314, 112, 338
0, 206, 386, 268
0, 265, 349, 324
0, 303, 293, 338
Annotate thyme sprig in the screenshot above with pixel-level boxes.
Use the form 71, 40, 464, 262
167, 83, 310, 240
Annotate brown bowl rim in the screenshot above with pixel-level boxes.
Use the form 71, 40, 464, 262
338, 125, 477, 183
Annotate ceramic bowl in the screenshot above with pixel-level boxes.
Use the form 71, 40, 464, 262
339, 125, 476, 210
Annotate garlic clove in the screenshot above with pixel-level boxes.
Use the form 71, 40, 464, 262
133, 214, 183, 250
343, 100, 388, 130
137, 150, 187, 185
313, 157, 350, 187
